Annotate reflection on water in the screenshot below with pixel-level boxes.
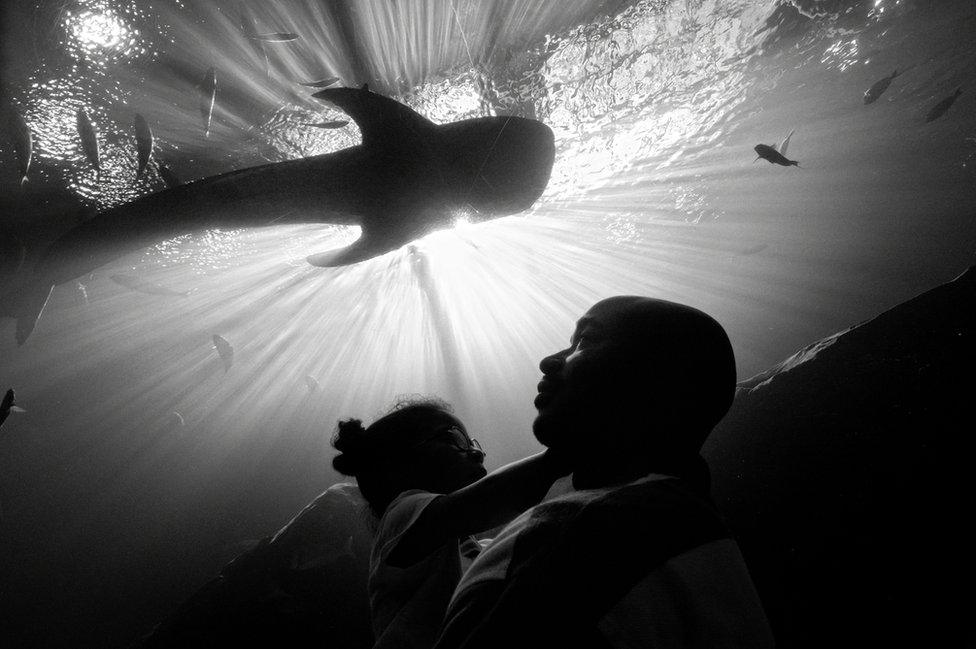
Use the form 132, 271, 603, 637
62, 0, 144, 65
1, 0, 975, 646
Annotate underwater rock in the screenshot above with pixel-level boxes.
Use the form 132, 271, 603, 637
133, 483, 374, 649
704, 265, 976, 648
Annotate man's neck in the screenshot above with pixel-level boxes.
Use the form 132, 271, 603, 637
571, 459, 658, 490
570, 450, 706, 491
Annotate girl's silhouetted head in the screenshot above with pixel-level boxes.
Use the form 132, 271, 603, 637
332, 396, 486, 516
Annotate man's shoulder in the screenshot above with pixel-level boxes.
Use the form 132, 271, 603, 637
496, 475, 730, 580
541, 474, 724, 535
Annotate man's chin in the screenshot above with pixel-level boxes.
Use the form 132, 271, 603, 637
532, 412, 562, 448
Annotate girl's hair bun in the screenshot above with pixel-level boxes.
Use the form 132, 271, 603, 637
331, 418, 369, 476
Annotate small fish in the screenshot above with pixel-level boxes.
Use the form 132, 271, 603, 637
213, 334, 234, 372
170, 411, 185, 428
863, 70, 899, 105
76, 108, 101, 174
9, 111, 32, 186
110, 273, 188, 297
157, 163, 181, 189
199, 67, 218, 136
305, 375, 319, 393
302, 120, 349, 129
754, 129, 798, 167
925, 87, 962, 123
134, 113, 154, 179
249, 32, 300, 43
240, 8, 270, 77
299, 77, 340, 88
0, 389, 25, 430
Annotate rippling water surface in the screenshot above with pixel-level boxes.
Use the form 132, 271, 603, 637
1, 0, 975, 646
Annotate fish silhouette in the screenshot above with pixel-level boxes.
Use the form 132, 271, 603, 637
925, 87, 962, 123
239, 8, 270, 77
76, 108, 100, 174
8, 111, 32, 186
213, 334, 234, 372
134, 114, 154, 179
199, 67, 217, 136
300, 78, 340, 88
754, 129, 798, 167
863, 70, 899, 105
0, 389, 25, 430
1, 85, 554, 344
302, 120, 349, 129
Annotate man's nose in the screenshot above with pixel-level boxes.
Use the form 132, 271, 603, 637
539, 351, 565, 374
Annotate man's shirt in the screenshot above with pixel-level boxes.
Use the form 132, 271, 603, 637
437, 473, 774, 649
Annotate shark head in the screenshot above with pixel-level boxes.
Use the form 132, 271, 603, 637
304, 85, 556, 266
313, 85, 555, 221
438, 115, 555, 221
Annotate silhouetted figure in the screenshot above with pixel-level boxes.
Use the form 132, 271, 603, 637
435, 297, 774, 649
332, 397, 567, 649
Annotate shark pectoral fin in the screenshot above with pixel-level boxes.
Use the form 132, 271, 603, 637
307, 238, 381, 268
306, 230, 404, 268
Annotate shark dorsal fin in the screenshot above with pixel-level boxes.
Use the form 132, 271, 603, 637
778, 129, 795, 156
311, 86, 437, 148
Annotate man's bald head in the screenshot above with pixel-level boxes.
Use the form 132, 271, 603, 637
533, 296, 735, 463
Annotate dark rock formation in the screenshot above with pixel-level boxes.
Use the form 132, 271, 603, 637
704, 266, 976, 648
133, 484, 375, 649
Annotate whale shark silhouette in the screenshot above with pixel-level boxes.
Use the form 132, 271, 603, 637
1, 86, 555, 344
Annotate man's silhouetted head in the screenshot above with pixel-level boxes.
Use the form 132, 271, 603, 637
533, 296, 735, 485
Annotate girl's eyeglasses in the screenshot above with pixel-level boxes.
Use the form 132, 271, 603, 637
411, 425, 485, 456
